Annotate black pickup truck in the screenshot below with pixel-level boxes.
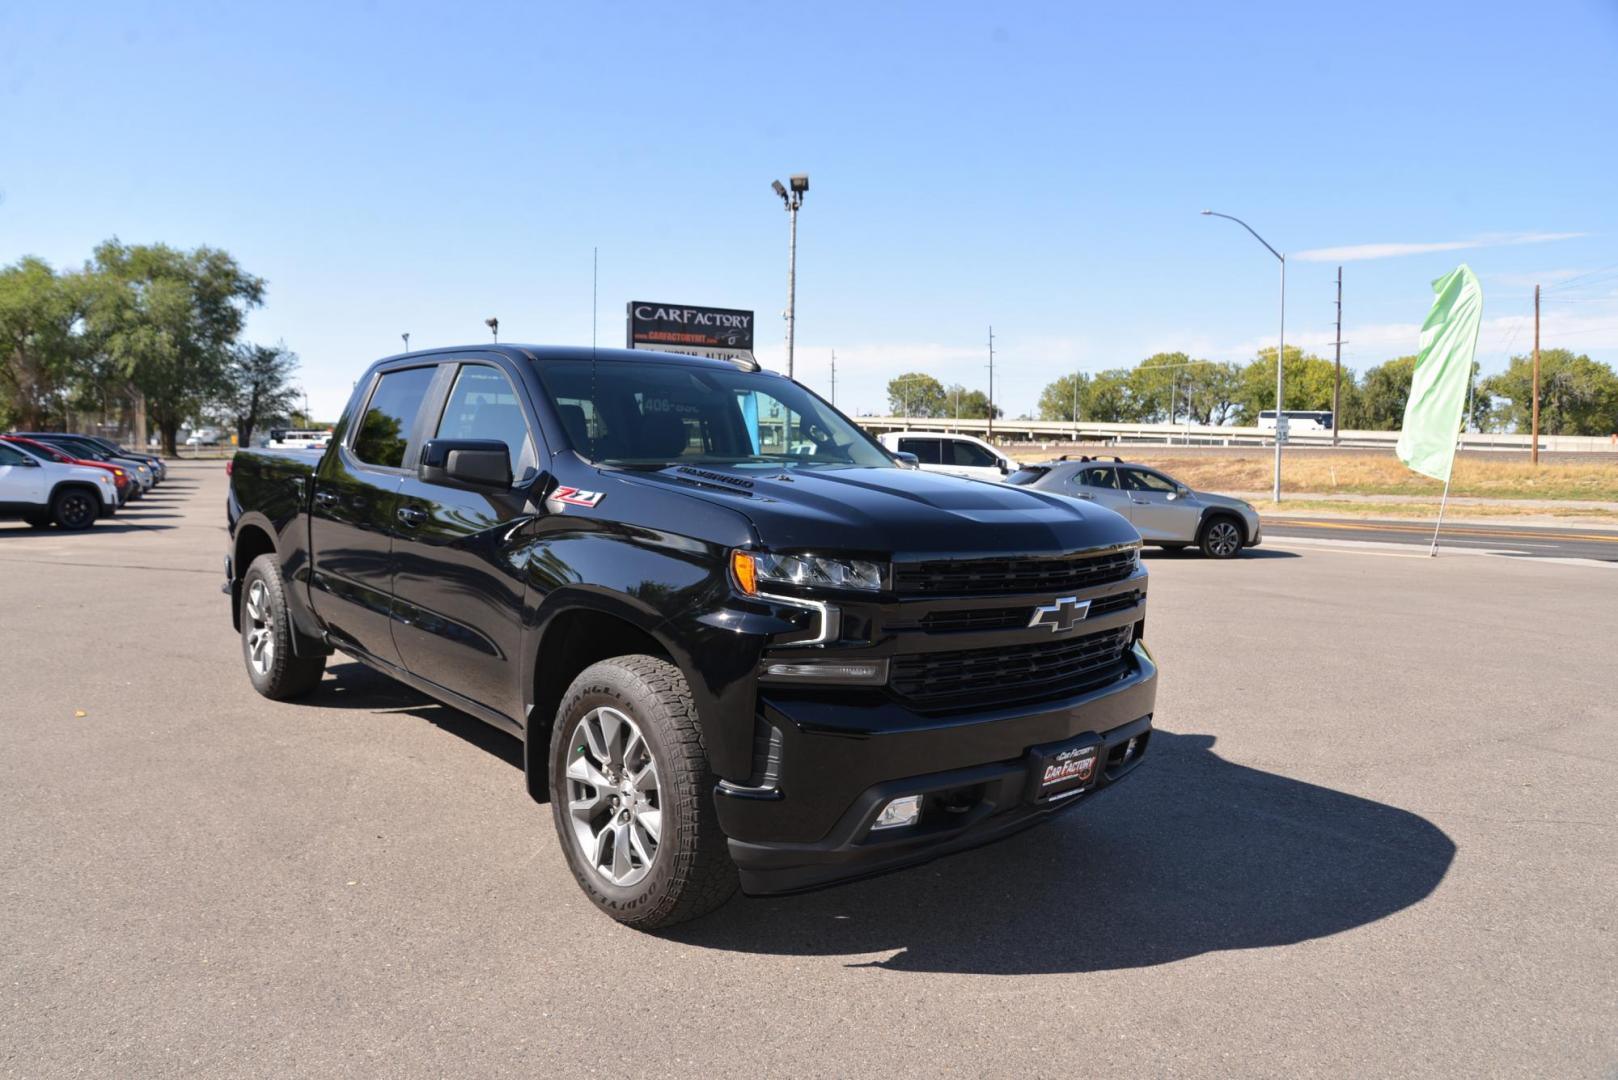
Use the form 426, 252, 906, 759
226, 345, 1156, 928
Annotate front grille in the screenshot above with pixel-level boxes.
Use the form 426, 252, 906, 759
908, 589, 1142, 634
894, 548, 1137, 598
889, 624, 1135, 710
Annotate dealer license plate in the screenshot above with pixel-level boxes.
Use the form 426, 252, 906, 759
1029, 738, 1100, 802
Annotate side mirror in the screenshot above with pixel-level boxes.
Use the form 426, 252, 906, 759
999, 461, 1011, 474
894, 451, 920, 469
418, 438, 511, 490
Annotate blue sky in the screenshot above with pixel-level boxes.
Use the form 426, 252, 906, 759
3, 0, 1616, 420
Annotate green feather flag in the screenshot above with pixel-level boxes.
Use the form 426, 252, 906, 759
1397, 265, 1483, 481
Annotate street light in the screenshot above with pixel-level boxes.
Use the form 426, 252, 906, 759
771, 174, 808, 379
1202, 209, 1286, 502
401, 332, 410, 353
485, 317, 499, 343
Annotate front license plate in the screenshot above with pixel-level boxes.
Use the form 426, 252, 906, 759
1028, 736, 1101, 803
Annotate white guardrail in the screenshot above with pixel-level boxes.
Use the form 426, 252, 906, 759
854, 417, 1618, 454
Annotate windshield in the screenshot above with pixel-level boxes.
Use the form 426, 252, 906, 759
537, 360, 894, 471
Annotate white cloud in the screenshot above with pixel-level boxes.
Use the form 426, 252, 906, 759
1294, 231, 1586, 264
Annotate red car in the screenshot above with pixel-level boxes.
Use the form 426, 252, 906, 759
1, 435, 135, 505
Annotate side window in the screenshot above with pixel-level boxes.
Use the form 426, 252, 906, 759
898, 438, 942, 464
434, 365, 538, 479
0, 442, 32, 466
1122, 468, 1176, 493
950, 440, 998, 468
1081, 467, 1117, 490
352, 366, 436, 469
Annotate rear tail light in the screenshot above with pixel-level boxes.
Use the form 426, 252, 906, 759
225, 458, 234, 476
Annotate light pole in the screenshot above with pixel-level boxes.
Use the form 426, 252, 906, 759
401, 332, 410, 353
485, 317, 499, 344
771, 174, 808, 379
1203, 209, 1285, 502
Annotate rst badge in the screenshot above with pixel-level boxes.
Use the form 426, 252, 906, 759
549, 486, 604, 509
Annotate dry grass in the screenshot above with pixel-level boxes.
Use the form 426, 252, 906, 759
1116, 450, 1618, 502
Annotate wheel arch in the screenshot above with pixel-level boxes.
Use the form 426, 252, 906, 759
230, 519, 279, 632
1197, 506, 1247, 540
522, 591, 682, 805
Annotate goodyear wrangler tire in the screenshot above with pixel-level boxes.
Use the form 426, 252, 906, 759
549, 655, 738, 929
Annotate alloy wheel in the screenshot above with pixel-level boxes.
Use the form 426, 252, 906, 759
1207, 521, 1241, 557
565, 706, 662, 887
244, 579, 276, 676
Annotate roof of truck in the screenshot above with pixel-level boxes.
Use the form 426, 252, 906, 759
372, 344, 764, 373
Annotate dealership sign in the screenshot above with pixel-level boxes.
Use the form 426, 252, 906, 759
627, 301, 755, 363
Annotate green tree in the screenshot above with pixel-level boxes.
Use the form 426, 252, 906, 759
1180, 360, 1243, 425
946, 385, 1002, 419
85, 239, 265, 455
0, 257, 90, 429
1482, 349, 1618, 435
1354, 355, 1416, 430
1084, 369, 1135, 422
1037, 372, 1091, 421
887, 372, 948, 417
1235, 346, 1341, 423
219, 342, 302, 447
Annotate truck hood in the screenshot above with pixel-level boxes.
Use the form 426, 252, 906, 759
617, 464, 1140, 557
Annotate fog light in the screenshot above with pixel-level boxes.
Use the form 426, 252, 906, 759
759, 658, 889, 685
872, 794, 923, 831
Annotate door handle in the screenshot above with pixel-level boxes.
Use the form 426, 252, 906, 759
1075, 492, 1094, 500
1131, 498, 1149, 505
313, 490, 338, 507
396, 506, 427, 527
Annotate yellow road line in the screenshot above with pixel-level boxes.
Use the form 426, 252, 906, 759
1266, 518, 1618, 544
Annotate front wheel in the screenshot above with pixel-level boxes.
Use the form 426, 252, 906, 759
1199, 517, 1245, 559
51, 488, 99, 531
550, 655, 738, 929
240, 554, 326, 699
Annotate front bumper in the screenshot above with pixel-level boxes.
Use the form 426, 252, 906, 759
715, 642, 1156, 895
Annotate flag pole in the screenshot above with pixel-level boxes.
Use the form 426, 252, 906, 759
1428, 367, 1476, 557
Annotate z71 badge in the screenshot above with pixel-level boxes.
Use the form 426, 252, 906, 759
550, 486, 604, 509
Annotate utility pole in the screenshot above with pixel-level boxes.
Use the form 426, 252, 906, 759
986, 326, 995, 439
1333, 265, 1343, 446
830, 349, 836, 405
1532, 284, 1541, 465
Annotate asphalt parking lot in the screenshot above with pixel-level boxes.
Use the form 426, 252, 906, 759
2, 462, 1614, 1078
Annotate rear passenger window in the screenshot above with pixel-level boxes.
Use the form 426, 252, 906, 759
949, 440, 998, 468
352, 366, 436, 469
435, 365, 538, 479
1080, 467, 1118, 489
898, 438, 942, 464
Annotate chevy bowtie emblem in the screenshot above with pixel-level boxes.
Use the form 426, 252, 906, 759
1028, 596, 1092, 634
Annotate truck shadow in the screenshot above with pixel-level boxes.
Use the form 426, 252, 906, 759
309, 662, 524, 769
668, 731, 1455, 974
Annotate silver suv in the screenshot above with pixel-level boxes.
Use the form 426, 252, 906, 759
1007, 456, 1261, 558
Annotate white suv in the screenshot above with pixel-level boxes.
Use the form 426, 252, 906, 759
878, 431, 1015, 482
0, 440, 119, 530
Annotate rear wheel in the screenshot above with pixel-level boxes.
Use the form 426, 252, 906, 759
550, 655, 738, 929
241, 554, 326, 699
1199, 516, 1245, 559
51, 488, 99, 531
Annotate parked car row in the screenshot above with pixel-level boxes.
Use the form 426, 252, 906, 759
0, 433, 168, 530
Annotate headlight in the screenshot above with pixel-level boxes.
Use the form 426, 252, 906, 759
731, 550, 885, 594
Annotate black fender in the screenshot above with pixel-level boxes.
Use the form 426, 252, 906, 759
229, 507, 326, 653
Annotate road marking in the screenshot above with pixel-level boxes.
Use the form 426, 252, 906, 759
1267, 518, 1618, 544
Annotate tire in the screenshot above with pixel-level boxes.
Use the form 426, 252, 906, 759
51, 487, 100, 531
240, 554, 326, 700
1199, 515, 1245, 559
549, 655, 738, 930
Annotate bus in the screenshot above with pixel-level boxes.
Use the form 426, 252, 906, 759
1257, 410, 1334, 432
